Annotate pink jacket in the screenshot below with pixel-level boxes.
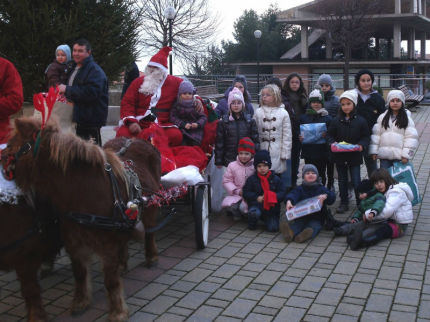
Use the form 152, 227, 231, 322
222, 157, 255, 210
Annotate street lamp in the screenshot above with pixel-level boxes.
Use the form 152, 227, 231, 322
164, 6, 176, 75
254, 30, 262, 93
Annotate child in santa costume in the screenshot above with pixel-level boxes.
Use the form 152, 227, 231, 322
222, 137, 256, 221
169, 80, 207, 146
117, 46, 184, 146
243, 150, 286, 232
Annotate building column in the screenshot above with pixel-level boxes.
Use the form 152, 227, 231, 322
393, 24, 402, 58
326, 34, 332, 59
408, 28, 416, 59
423, 0, 427, 17
395, 0, 401, 13
375, 37, 380, 59
301, 25, 309, 59
411, 0, 418, 13
422, 32, 427, 59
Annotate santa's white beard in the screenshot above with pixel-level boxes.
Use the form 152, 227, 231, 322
139, 66, 167, 95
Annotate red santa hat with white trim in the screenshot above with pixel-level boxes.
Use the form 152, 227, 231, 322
147, 46, 171, 72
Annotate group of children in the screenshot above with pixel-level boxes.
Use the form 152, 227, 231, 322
216, 70, 418, 249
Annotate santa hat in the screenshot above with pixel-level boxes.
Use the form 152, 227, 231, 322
147, 47, 171, 72
339, 90, 358, 106
386, 90, 405, 106
238, 137, 255, 155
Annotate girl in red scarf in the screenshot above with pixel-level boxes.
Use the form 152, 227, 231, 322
243, 150, 287, 231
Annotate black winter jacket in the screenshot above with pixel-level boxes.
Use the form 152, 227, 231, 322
326, 112, 370, 166
323, 89, 340, 118
355, 90, 386, 133
299, 110, 332, 160
281, 93, 300, 139
243, 172, 286, 210
65, 56, 108, 127
215, 112, 259, 167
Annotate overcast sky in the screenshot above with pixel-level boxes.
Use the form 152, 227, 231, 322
136, 0, 310, 72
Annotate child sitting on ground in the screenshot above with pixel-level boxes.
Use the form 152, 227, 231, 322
243, 150, 286, 232
222, 137, 256, 221
281, 164, 336, 243
347, 168, 413, 250
170, 80, 207, 146
333, 179, 386, 236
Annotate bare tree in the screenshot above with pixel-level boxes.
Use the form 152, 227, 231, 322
316, 0, 383, 89
140, 0, 220, 68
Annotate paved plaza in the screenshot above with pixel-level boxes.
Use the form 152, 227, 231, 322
1, 105, 430, 321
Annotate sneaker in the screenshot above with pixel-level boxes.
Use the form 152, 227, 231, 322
294, 227, 313, 243
336, 204, 349, 214
280, 221, 294, 242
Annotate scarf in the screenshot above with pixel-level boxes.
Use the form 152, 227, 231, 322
257, 171, 278, 210
306, 108, 329, 116
178, 98, 195, 109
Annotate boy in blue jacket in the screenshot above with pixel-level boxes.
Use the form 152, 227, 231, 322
281, 164, 336, 243
243, 150, 286, 232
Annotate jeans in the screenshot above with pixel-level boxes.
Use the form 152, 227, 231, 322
248, 205, 280, 232
291, 139, 301, 187
76, 125, 102, 146
280, 159, 292, 189
290, 217, 322, 238
379, 159, 399, 169
336, 163, 361, 205
363, 153, 377, 178
326, 161, 335, 188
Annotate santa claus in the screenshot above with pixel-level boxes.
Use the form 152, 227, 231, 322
116, 46, 184, 146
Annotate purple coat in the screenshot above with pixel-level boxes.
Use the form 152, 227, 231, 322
169, 99, 207, 144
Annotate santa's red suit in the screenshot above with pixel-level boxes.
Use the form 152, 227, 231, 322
0, 57, 24, 144
117, 74, 183, 145
116, 47, 184, 146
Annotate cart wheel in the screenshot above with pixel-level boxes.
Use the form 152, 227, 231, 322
194, 184, 209, 249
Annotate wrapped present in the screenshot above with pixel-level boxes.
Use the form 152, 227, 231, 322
331, 141, 361, 152
300, 123, 327, 144
285, 196, 322, 221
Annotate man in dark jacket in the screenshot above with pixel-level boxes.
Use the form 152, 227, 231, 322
59, 38, 108, 146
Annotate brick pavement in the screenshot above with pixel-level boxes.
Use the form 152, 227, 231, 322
1, 106, 430, 321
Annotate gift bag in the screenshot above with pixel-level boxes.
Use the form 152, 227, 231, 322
300, 123, 327, 144
388, 161, 421, 206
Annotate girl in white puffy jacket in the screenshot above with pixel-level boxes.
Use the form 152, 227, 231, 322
348, 168, 413, 250
369, 90, 418, 169
254, 84, 292, 177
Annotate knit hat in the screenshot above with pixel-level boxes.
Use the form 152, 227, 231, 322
309, 89, 324, 105
147, 46, 171, 72
232, 75, 248, 89
339, 90, 358, 106
178, 80, 196, 96
302, 164, 319, 178
355, 69, 375, 86
228, 87, 245, 108
386, 89, 405, 106
357, 179, 373, 194
238, 137, 255, 155
253, 150, 271, 169
317, 74, 333, 88
56, 44, 71, 62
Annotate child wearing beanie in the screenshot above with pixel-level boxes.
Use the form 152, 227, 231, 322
215, 87, 259, 167
281, 164, 335, 243
333, 179, 386, 236
317, 74, 340, 118
369, 89, 418, 169
46, 44, 72, 88
170, 80, 207, 146
222, 137, 256, 220
215, 75, 254, 117
243, 150, 286, 232
327, 90, 370, 214
299, 89, 332, 188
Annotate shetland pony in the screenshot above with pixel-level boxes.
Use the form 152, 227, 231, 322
104, 137, 161, 266
0, 201, 59, 322
3, 118, 153, 321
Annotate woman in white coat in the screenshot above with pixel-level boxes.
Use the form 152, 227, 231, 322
254, 84, 292, 176
369, 90, 418, 169
348, 168, 413, 250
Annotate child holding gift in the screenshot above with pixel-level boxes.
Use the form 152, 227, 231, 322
281, 164, 336, 243
327, 90, 370, 213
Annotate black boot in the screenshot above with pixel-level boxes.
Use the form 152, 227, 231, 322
324, 209, 345, 230
347, 221, 366, 250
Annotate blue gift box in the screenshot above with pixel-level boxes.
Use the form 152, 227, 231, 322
300, 123, 327, 144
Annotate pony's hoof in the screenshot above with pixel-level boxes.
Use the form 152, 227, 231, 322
71, 298, 91, 316
108, 310, 128, 322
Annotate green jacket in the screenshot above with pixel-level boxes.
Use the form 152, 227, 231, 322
352, 190, 386, 221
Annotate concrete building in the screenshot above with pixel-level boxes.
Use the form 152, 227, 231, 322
234, 0, 430, 92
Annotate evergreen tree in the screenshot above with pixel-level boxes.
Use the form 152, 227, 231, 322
0, 0, 143, 99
